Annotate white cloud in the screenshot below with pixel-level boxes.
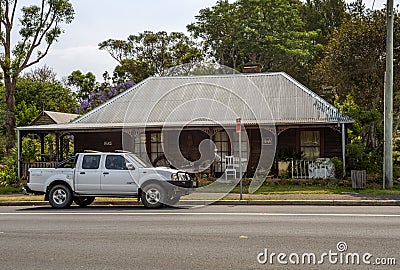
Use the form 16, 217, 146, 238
40, 46, 118, 80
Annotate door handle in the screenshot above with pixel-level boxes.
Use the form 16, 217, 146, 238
80, 172, 85, 175
103, 172, 109, 175
126, 182, 134, 184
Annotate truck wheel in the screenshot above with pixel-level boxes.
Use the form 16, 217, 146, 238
48, 184, 73, 208
141, 183, 165, 208
74, 196, 95, 207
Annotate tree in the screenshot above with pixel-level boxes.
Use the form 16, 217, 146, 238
187, 0, 321, 84
299, 0, 349, 45
15, 100, 40, 126
99, 31, 204, 83
67, 69, 134, 114
23, 64, 57, 82
67, 70, 97, 102
312, 6, 400, 150
15, 68, 77, 118
0, 0, 74, 151
187, 0, 242, 69
75, 79, 134, 114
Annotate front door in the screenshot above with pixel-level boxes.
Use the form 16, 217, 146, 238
75, 154, 102, 193
100, 154, 139, 194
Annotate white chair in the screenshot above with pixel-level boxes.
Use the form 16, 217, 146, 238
225, 155, 236, 181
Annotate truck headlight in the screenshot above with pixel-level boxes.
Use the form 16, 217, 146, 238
171, 174, 177, 181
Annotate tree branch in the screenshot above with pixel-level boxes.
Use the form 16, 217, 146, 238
4, 0, 10, 24
10, 0, 18, 24
19, 5, 56, 71
21, 39, 52, 70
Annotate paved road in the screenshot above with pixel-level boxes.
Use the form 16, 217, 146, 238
1, 205, 400, 269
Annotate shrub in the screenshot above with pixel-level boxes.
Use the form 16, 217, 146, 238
0, 147, 21, 187
330, 157, 343, 179
22, 137, 40, 162
346, 143, 382, 175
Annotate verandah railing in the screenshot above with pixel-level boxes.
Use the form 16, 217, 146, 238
22, 162, 58, 178
291, 159, 334, 179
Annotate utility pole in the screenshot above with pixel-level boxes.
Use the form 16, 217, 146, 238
384, 0, 394, 189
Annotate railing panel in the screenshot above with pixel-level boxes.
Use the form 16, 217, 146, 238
22, 162, 58, 177
291, 159, 334, 179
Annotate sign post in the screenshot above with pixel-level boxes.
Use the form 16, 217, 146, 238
236, 118, 243, 200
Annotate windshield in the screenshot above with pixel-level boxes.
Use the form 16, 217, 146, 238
126, 153, 152, 168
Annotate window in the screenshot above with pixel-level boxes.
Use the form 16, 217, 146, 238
300, 131, 320, 160
134, 130, 147, 161
149, 132, 163, 163
82, 155, 101, 169
214, 131, 229, 173
105, 155, 128, 170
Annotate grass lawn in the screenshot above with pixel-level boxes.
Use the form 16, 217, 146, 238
205, 179, 400, 195
0, 186, 22, 194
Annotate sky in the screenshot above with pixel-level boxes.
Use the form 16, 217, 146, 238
27, 0, 389, 81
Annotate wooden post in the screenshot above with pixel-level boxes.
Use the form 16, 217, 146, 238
55, 133, 60, 162
40, 133, 45, 162
17, 130, 22, 178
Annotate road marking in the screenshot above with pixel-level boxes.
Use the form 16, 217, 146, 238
0, 212, 400, 217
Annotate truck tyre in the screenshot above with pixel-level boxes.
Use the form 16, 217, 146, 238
73, 196, 95, 207
48, 184, 73, 208
141, 183, 165, 208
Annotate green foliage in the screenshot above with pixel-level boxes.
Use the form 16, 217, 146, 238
299, 0, 349, 45
44, 134, 56, 161
16, 101, 40, 126
329, 157, 343, 179
312, 7, 400, 150
99, 31, 204, 83
345, 143, 382, 176
187, 0, 322, 84
67, 70, 97, 101
68, 72, 134, 114
345, 143, 365, 170
0, 186, 22, 194
335, 95, 382, 148
15, 76, 77, 115
0, 147, 20, 186
0, 168, 18, 187
22, 137, 41, 162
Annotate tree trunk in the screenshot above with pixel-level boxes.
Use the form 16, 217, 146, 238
366, 122, 376, 150
4, 73, 17, 152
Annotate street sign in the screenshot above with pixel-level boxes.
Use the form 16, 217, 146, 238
236, 118, 241, 133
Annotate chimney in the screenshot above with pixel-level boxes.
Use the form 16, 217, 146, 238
241, 63, 261, 73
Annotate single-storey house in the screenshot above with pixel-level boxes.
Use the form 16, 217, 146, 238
17, 72, 353, 178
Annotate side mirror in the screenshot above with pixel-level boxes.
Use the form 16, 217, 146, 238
126, 163, 135, 170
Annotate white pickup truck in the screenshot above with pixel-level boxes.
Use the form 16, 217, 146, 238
23, 151, 197, 208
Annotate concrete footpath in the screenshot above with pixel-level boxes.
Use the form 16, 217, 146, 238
1, 192, 400, 206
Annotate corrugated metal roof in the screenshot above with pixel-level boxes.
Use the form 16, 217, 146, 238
29, 111, 79, 125
17, 72, 353, 131
44, 111, 79, 124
